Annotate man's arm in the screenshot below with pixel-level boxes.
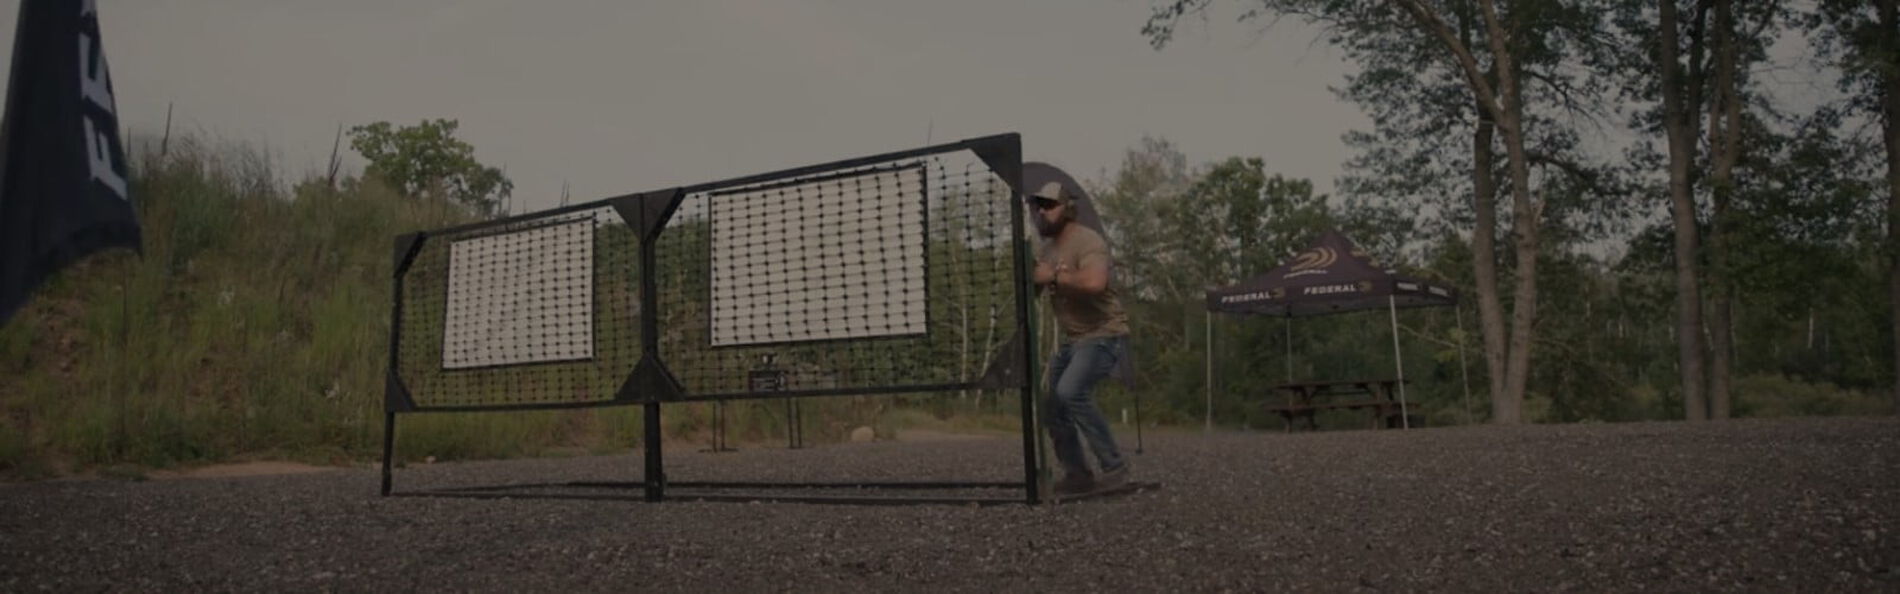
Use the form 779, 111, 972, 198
1052, 253, 1110, 296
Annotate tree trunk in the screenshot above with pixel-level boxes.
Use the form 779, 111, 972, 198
1707, 290, 1732, 418
1477, 0, 1535, 423
1472, 106, 1510, 418
1705, 0, 1742, 420
1882, 0, 1900, 416
1389, 0, 1536, 423
1494, 87, 1536, 426
1659, 0, 1708, 421
1457, 1, 1509, 419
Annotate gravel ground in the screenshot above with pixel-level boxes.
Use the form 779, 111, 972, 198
3, 417, 1897, 592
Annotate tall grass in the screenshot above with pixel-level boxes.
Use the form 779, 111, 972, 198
0, 135, 1019, 478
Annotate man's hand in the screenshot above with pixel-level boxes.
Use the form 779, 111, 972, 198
1034, 259, 1058, 286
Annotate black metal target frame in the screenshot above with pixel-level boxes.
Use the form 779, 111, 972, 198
379, 133, 1114, 505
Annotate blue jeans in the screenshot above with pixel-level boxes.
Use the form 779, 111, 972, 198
1043, 335, 1127, 476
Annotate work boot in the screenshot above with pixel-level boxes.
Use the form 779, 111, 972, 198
1095, 462, 1130, 490
1052, 472, 1095, 495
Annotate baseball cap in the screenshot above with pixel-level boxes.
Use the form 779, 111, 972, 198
1028, 181, 1070, 205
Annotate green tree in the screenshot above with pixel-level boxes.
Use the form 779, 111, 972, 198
1097, 136, 1194, 302
347, 119, 513, 215
1615, 0, 1810, 420
1149, 0, 1618, 423
1725, 108, 1882, 388
1806, 0, 1900, 414
1093, 138, 1339, 426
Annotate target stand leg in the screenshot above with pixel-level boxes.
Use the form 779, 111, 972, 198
702, 400, 738, 453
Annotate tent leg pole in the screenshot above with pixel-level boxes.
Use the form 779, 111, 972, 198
1389, 295, 1410, 429
1204, 310, 1213, 434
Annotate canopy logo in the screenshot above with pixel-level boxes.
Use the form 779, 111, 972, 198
1285, 247, 1337, 278
1300, 281, 1373, 296
1219, 287, 1284, 304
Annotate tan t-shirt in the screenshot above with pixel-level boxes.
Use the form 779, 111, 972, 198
1039, 225, 1130, 339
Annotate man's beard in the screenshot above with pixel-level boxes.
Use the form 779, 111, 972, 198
1036, 216, 1068, 237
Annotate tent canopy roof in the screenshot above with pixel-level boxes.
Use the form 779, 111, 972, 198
1204, 230, 1457, 317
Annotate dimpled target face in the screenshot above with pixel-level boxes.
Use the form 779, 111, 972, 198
707, 164, 928, 348
441, 220, 596, 369
394, 205, 640, 410
654, 144, 1019, 399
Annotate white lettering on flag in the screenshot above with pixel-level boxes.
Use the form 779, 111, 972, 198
82, 118, 126, 199
76, 4, 126, 201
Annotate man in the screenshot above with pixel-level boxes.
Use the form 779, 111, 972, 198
1029, 180, 1131, 495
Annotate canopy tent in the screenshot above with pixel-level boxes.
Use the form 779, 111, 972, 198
1201, 230, 1460, 429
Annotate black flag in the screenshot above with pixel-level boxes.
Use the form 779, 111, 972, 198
0, 0, 140, 325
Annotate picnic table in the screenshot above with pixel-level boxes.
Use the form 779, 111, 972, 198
1263, 378, 1413, 432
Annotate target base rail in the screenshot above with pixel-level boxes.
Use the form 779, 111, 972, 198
386, 478, 1162, 506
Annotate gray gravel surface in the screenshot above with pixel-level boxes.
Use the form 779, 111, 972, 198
3, 417, 1897, 592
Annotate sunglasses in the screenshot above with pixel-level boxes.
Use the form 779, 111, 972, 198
1031, 198, 1062, 210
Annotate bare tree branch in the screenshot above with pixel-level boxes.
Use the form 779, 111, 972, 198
1389, 0, 1505, 123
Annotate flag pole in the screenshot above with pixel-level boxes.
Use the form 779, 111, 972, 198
1204, 309, 1212, 434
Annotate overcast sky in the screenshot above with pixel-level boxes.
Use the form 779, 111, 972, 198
2, 0, 1367, 214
